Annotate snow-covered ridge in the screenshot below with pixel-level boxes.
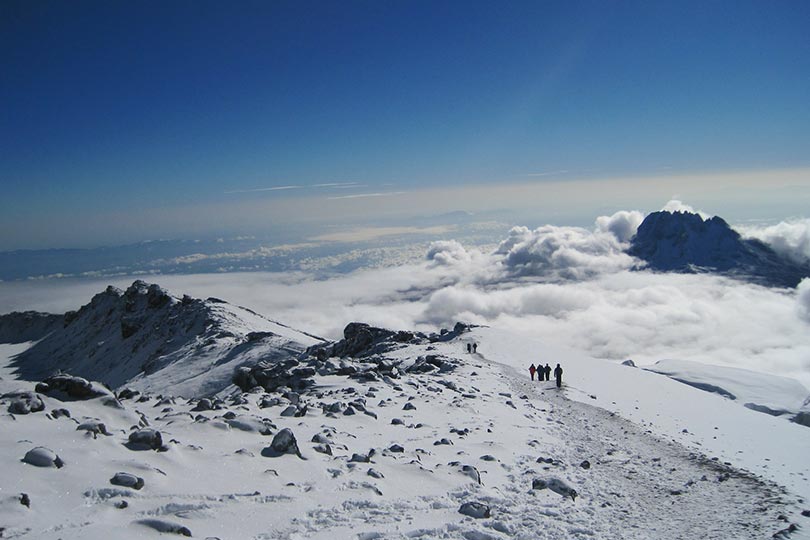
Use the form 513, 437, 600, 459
644, 359, 810, 426
0, 280, 323, 397
1, 323, 807, 539
628, 210, 810, 287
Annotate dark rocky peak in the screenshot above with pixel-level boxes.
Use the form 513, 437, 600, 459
629, 210, 810, 288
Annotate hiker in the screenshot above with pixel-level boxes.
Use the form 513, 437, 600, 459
467, 343, 472, 353
554, 363, 563, 388
529, 363, 537, 381
472, 343, 477, 353
544, 363, 551, 381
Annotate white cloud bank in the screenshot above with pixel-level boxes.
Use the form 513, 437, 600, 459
3, 205, 809, 388
737, 219, 810, 264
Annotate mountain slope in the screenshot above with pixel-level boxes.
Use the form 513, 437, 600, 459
0, 324, 806, 539
628, 210, 810, 287
4, 281, 323, 396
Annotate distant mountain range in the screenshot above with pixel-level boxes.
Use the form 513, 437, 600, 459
628, 210, 810, 288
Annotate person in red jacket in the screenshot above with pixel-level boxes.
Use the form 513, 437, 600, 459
529, 363, 537, 381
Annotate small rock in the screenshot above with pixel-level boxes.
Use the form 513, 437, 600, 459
51, 408, 71, 419
388, 444, 405, 453
77, 420, 111, 438
532, 478, 577, 501
391, 418, 404, 425
127, 428, 164, 451
265, 428, 303, 458
115, 500, 129, 509
480, 455, 496, 462
20, 493, 30, 507
313, 444, 332, 456
459, 501, 491, 519
461, 465, 481, 485
403, 402, 416, 411
8, 392, 45, 415
110, 472, 145, 490
349, 453, 371, 463
280, 405, 298, 417
311, 433, 331, 444
367, 468, 384, 479
580, 460, 591, 469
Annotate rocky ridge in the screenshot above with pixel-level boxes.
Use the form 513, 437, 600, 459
628, 210, 810, 288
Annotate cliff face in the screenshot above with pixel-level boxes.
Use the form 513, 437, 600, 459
629, 211, 810, 288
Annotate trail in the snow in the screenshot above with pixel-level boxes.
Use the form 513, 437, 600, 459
486, 353, 796, 540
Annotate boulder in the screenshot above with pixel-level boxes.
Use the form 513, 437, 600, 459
263, 428, 303, 459
532, 477, 578, 501
459, 502, 491, 519
22, 447, 64, 468
35, 374, 111, 401
110, 472, 145, 490
77, 420, 112, 438
7, 392, 45, 415
126, 428, 164, 451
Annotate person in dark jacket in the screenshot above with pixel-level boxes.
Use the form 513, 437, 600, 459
472, 343, 477, 353
544, 364, 551, 381
554, 364, 563, 388
529, 363, 537, 381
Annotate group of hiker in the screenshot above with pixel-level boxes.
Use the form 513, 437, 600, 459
466, 342, 478, 354
530, 362, 563, 388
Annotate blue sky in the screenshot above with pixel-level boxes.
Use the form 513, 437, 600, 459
2, 0, 809, 249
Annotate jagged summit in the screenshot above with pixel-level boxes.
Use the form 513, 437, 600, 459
1, 280, 323, 396
628, 211, 810, 288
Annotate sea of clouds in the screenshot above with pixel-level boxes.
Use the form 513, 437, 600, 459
2, 201, 810, 387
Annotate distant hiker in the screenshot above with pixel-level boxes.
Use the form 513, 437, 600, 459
554, 363, 563, 388
467, 343, 472, 353
544, 363, 551, 381
529, 364, 537, 381
472, 343, 477, 353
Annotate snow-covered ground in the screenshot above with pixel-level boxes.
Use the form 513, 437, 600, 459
2, 324, 807, 539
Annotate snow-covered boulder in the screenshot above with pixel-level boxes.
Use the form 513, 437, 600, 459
110, 472, 144, 490
458, 501, 491, 519
532, 477, 578, 501
35, 374, 112, 401
126, 428, 164, 451
22, 447, 64, 468
7, 392, 45, 414
76, 420, 112, 438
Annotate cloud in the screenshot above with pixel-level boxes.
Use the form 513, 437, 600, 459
736, 219, 810, 264
660, 199, 711, 219
524, 170, 569, 177
326, 192, 407, 201
493, 224, 637, 280
310, 226, 455, 243
594, 210, 645, 243
798, 278, 810, 323
224, 185, 303, 194
426, 240, 473, 266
